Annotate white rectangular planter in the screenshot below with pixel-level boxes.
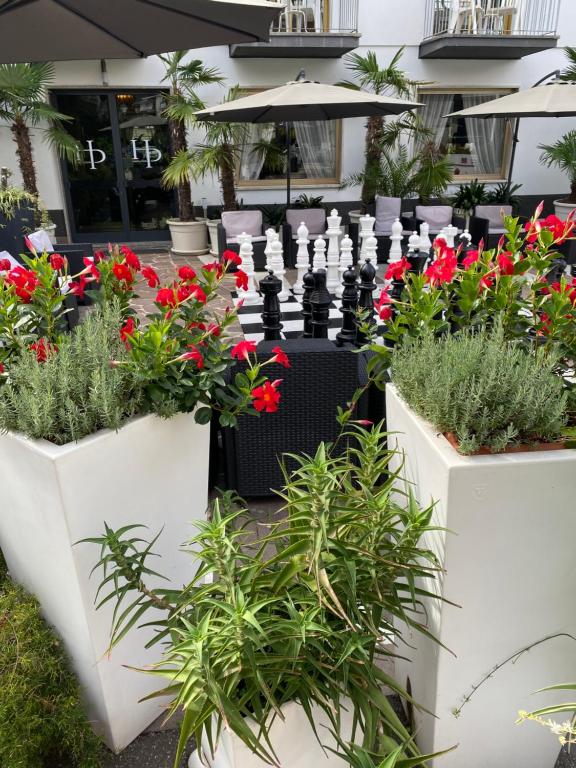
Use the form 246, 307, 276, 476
386, 385, 576, 768
0, 412, 210, 753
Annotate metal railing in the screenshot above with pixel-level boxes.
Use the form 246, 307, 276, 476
423, 0, 560, 38
270, 0, 358, 34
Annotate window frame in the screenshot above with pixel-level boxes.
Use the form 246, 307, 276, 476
417, 86, 517, 184
235, 86, 342, 190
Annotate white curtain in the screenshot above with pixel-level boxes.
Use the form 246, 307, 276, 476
419, 93, 454, 149
462, 93, 504, 174
293, 121, 336, 179
239, 123, 274, 181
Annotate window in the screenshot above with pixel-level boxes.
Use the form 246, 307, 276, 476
237, 92, 341, 188
418, 89, 514, 181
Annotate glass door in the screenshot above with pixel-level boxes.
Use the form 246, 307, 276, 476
54, 90, 174, 243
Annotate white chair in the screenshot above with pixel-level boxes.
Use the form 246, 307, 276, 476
451, 0, 482, 33
479, 0, 518, 34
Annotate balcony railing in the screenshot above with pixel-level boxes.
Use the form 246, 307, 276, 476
423, 0, 559, 39
269, 0, 358, 34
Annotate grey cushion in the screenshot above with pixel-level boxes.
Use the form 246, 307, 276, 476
227, 235, 267, 245
374, 196, 401, 236
475, 205, 513, 231
415, 205, 453, 231
286, 208, 326, 235
222, 210, 263, 239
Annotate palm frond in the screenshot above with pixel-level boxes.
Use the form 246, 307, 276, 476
44, 123, 81, 167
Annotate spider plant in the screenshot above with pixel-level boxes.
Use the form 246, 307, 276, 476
85, 424, 446, 768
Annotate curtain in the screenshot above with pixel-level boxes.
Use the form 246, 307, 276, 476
239, 123, 274, 181
293, 121, 336, 179
419, 93, 454, 149
462, 93, 504, 174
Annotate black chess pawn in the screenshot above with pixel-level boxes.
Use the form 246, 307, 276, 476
301, 267, 315, 339
336, 267, 359, 347
356, 259, 377, 345
259, 270, 283, 341
407, 247, 427, 274
310, 269, 332, 339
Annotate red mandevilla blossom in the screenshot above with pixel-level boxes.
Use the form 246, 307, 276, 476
480, 270, 496, 290
30, 337, 57, 362
270, 346, 290, 368
0, 362, 4, 374
251, 379, 282, 413
93, 250, 105, 263
375, 288, 393, 322
141, 266, 160, 288
0, 258, 11, 272
120, 316, 136, 346
49, 253, 66, 271
190, 284, 207, 305
181, 344, 204, 369
83, 256, 101, 281
69, 275, 88, 300
121, 246, 141, 271
155, 287, 177, 308
384, 257, 409, 281
425, 252, 457, 286
497, 252, 515, 276
223, 249, 242, 266
204, 261, 224, 278
112, 261, 135, 284
178, 265, 197, 282
231, 340, 257, 361
7, 266, 40, 303
462, 250, 479, 269
206, 322, 221, 337
235, 269, 249, 291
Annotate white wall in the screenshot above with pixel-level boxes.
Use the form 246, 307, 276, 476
2, 0, 576, 216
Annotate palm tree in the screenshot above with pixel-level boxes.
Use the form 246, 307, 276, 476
340, 48, 425, 207
0, 62, 79, 199
539, 131, 576, 203
160, 52, 224, 222
163, 86, 247, 212
559, 46, 576, 82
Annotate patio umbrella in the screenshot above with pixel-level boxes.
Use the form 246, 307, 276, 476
446, 75, 576, 184
0, 0, 283, 62
195, 76, 422, 205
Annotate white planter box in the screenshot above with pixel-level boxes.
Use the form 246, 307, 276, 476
168, 218, 209, 255
207, 219, 221, 256
0, 412, 210, 753
553, 199, 576, 222
188, 701, 355, 768
386, 385, 576, 768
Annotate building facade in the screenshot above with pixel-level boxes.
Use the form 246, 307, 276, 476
0, 0, 573, 242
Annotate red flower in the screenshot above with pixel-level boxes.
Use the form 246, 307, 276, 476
425, 252, 457, 286
235, 269, 249, 291
480, 270, 496, 290
497, 252, 515, 276
121, 246, 141, 270
24, 236, 36, 254
223, 249, 242, 266
231, 340, 257, 361
270, 346, 290, 368
83, 258, 101, 281
375, 289, 393, 321
69, 275, 88, 299
181, 344, 204, 369
251, 379, 281, 413
206, 322, 221, 337
93, 250, 106, 263
190, 284, 207, 305
6, 265, 40, 302
0, 258, 11, 272
462, 250, 479, 269
141, 266, 159, 288
49, 253, 66, 271
156, 287, 177, 308
120, 316, 136, 346
30, 337, 57, 362
385, 257, 409, 281
204, 261, 224, 278
177, 283, 194, 302
178, 265, 197, 282
112, 261, 134, 284
0, 362, 4, 374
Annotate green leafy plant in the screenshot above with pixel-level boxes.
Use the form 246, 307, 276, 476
257, 202, 286, 227
292, 192, 324, 208
0, 302, 142, 444
451, 179, 488, 214
0, 558, 102, 768
0, 184, 37, 221
411, 141, 453, 203
485, 181, 522, 209
539, 131, 576, 203
85, 424, 446, 768
391, 326, 568, 454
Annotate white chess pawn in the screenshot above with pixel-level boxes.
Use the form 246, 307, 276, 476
336, 234, 354, 299
364, 234, 378, 264
419, 221, 432, 254
313, 235, 327, 272
359, 214, 376, 260
269, 238, 290, 302
237, 238, 260, 306
408, 231, 422, 254
326, 208, 342, 294
443, 224, 458, 249
264, 227, 277, 271
236, 231, 251, 249
293, 221, 310, 295
388, 217, 403, 263
460, 229, 472, 246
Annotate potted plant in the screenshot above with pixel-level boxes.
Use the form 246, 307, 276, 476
86, 424, 449, 768
539, 131, 576, 220
0, 182, 37, 253
160, 52, 224, 255
0, 246, 281, 751
451, 179, 488, 224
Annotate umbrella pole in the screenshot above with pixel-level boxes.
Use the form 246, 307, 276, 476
286, 121, 292, 209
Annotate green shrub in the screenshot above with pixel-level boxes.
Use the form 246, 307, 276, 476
0, 566, 102, 768
0, 302, 142, 445
391, 327, 568, 454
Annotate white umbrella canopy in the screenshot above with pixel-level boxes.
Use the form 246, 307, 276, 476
446, 82, 576, 118
196, 79, 423, 122
0, 0, 283, 62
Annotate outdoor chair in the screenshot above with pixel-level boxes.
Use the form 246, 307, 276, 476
283, 207, 327, 267
219, 339, 370, 497
217, 210, 275, 271
474, 204, 513, 248
414, 204, 488, 247
348, 198, 415, 264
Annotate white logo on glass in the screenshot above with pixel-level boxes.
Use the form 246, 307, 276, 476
130, 140, 162, 169
82, 140, 107, 170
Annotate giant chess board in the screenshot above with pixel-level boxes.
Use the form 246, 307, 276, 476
234, 287, 388, 343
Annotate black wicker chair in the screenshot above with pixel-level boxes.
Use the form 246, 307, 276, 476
220, 339, 370, 497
